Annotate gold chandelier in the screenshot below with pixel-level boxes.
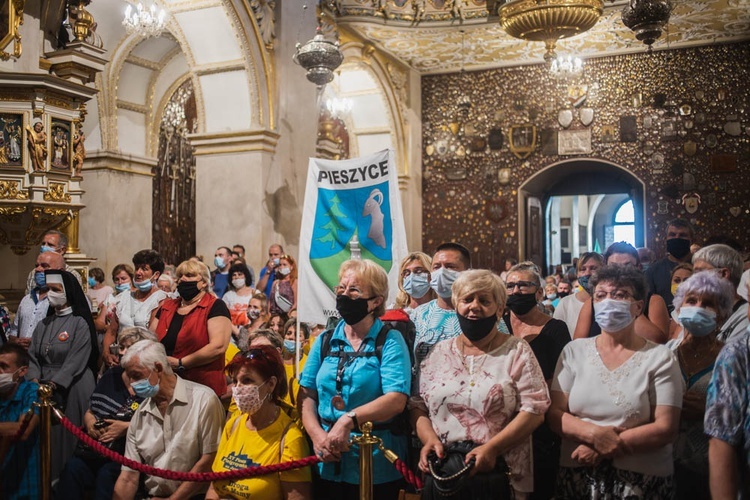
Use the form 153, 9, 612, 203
498, 0, 604, 62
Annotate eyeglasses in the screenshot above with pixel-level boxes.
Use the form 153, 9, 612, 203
401, 268, 428, 278
593, 290, 634, 302
505, 281, 537, 293
333, 285, 368, 299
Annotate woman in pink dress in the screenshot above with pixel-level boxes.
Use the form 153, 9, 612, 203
410, 269, 551, 499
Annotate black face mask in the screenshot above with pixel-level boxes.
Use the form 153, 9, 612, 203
506, 293, 538, 316
457, 313, 498, 342
336, 294, 373, 325
667, 237, 691, 259
177, 281, 201, 302
557, 291, 570, 299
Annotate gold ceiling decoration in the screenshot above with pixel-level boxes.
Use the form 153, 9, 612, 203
498, 0, 605, 62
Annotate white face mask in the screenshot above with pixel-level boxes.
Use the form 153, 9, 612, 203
430, 267, 460, 299
232, 278, 246, 289
594, 298, 635, 333
0, 369, 20, 392
47, 289, 68, 308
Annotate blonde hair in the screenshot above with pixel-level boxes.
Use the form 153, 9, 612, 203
339, 259, 389, 317
451, 269, 507, 311
175, 259, 212, 294
394, 252, 435, 309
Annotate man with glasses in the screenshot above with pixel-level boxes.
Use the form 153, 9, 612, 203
24, 229, 83, 294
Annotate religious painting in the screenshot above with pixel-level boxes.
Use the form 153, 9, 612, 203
601, 125, 617, 143
661, 119, 677, 141
619, 116, 637, 142
540, 129, 558, 156
1, 0, 23, 60
710, 154, 737, 173
0, 113, 24, 166
508, 124, 536, 159
50, 119, 72, 171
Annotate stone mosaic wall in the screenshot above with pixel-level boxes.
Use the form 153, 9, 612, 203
421, 42, 750, 271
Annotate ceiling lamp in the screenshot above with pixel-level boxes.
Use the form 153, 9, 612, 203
294, 27, 344, 86
498, 0, 604, 62
123, 2, 167, 39
549, 54, 584, 79
621, 0, 672, 51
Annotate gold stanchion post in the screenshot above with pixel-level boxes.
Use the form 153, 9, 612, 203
351, 421, 379, 500
37, 383, 55, 500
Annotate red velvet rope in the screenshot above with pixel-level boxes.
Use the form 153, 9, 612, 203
10, 408, 35, 442
394, 458, 424, 490
56, 412, 320, 482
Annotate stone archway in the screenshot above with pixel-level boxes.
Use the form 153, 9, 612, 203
518, 158, 646, 270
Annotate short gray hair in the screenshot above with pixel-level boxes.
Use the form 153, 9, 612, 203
673, 270, 735, 322
693, 244, 743, 287
508, 261, 544, 287
117, 326, 158, 347
120, 339, 173, 374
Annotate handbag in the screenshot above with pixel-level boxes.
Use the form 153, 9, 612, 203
422, 440, 513, 500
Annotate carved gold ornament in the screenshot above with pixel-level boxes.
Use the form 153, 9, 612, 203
498, 0, 604, 62
0, 180, 29, 200
0, 0, 25, 61
44, 182, 72, 203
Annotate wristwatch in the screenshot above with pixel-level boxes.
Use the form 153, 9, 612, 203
346, 410, 359, 430
177, 358, 185, 372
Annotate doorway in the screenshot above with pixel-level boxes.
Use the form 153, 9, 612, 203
518, 159, 645, 274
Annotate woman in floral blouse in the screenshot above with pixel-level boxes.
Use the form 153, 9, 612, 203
410, 269, 550, 498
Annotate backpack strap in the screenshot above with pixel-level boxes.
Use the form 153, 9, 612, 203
374, 325, 390, 361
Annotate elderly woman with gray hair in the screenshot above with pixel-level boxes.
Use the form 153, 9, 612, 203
56, 326, 158, 500
670, 270, 735, 500
412, 269, 550, 499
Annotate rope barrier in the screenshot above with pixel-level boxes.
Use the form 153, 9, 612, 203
394, 458, 424, 490
54, 409, 320, 482
10, 407, 35, 442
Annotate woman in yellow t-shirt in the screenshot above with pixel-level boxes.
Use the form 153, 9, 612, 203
207, 345, 312, 500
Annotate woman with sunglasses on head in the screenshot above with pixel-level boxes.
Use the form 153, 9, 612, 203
393, 252, 436, 313
502, 262, 570, 499
207, 345, 312, 500
56, 326, 157, 500
298, 259, 411, 499
152, 259, 232, 398
548, 265, 684, 498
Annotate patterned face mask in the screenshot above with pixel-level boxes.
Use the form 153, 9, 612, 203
232, 380, 268, 415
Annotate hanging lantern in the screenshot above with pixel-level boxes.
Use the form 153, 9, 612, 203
293, 28, 344, 86
621, 0, 673, 51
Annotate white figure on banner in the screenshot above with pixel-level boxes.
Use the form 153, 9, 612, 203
349, 234, 361, 260
363, 188, 386, 248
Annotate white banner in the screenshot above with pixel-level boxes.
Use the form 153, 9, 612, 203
297, 149, 408, 325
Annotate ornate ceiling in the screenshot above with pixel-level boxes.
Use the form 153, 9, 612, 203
333, 0, 750, 73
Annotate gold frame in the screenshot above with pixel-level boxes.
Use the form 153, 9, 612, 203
509, 124, 537, 160
0, 0, 25, 61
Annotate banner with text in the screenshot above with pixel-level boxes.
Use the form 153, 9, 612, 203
297, 149, 408, 325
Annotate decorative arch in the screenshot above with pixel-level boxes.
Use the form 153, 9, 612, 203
518, 158, 646, 267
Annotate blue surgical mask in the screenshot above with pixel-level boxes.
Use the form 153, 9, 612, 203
594, 298, 634, 332
131, 371, 159, 398
88, 277, 97, 288
40, 245, 55, 254
133, 279, 153, 293
115, 283, 131, 293
284, 339, 297, 354
678, 306, 717, 337
215, 256, 225, 269
34, 271, 46, 288
430, 267, 460, 299
403, 272, 431, 299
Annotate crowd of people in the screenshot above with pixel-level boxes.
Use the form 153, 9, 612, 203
0, 218, 749, 499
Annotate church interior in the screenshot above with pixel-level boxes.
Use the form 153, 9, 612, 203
0, 0, 748, 304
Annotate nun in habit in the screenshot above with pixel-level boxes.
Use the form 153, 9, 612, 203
26, 269, 98, 481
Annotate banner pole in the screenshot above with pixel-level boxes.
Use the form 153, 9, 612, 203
38, 383, 54, 500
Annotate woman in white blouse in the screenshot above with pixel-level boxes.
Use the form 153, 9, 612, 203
411, 269, 550, 498
548, 265, 684, 498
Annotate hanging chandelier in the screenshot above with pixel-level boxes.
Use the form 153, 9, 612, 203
621, 0, 673, 51
122, 2, 167, 39
293, 27, 344, 86
498, 0, 604, 62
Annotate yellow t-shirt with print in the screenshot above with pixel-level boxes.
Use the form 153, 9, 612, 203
282, 354, 306, 409
211, 410, 311, 500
